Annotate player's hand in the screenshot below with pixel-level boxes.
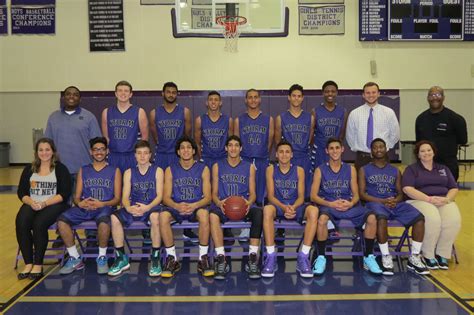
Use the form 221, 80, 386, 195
88, 198, 104, 210
286, 205, 296, 214
284, 211, 296, 219
176, 203, 189, 215
339, 200, 352, 211
385, 197, 397, 208
332, 200, 345, 211
79, 198, 93, 210
244, 199, 251, 216
135, 202, 151, 214
220, 198, 228, 213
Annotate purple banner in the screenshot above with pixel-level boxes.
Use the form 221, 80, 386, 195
11, 0, 55, 34
0, 0, 7, 35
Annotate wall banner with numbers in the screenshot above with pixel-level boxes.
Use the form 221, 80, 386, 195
11, 0, 56, 35
299, 5, 345, 35
89, 0, 125, 52
0, 0, 7, 35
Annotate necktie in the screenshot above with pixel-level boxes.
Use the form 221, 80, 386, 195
366, 108, 374, 149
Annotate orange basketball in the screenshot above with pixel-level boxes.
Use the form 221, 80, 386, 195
223, 196, 248, 221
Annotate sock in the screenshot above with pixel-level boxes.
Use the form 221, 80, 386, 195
301, 244, 311, 255
365, 238, 375, 257
317, 240, 326, 256
379, 242, 390, 256
411, 241, 422, 255
98, 247, 107, 257
215, 246, 225, 256
115, 246, 125, 254
67, 246, 80, 259
249, 245, 259, 255
266, 245, 275, 254
165, 245, 176, 259
199, 244, 209, 260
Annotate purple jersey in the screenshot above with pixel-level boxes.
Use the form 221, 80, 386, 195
170, 161, 206, 203
239, 112, 270, 159
81, 164, 116, 201
201, 113, 229, 159
318, 162, 352, 201
155, 105, 185, 154
107, 105, 140, 153
273, 164, 299, 205
362, 163, 398, 199
217, 159, 252, 200
130, 165, 158, 204
281, 111, 312, 158
313, 104, 345, 165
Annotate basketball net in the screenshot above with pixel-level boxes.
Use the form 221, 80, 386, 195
216, 16, 247, 53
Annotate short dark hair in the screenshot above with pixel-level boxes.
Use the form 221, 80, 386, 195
322, 80, 338, 91
63, 86, 81, 96
289, 84, 304, 96
208, 91, 221, 99
89, 137, 108, 149
115, 80, 133, 92
225, 135, 242, 147
175, 135, 197, 156
245, 88, 259, 98
276, 139, 293, 151
326, 137, 342, 149
163, 82, 178, 92
135, 140, 151, 151
370, 138, 386, 149
414, 140, 437, 159
363, 82, 380, 92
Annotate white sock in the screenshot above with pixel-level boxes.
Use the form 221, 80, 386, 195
215, 246, 225, 256
98, 247, 107, 257
67, 246, 80, 259
412, 241, 422, 255
379, 242, 390, 256
199, 245, 209, 260
165, 246, 176, 258
301, 244, 311, 255
266, 246, 275, 254
249, 245, 259, 255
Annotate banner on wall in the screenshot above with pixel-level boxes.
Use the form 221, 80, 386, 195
299, 0, 344, 3
0, 0, 7, 35
89, 0, 125, 52
11, 0, 56, 35
299, 5, 344, 35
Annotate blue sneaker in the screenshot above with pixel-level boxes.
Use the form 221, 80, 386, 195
423, 257, 439, 270
435, 255, 449, 270
296, 252, 313, 278
261, 252, 277, 278
312, 255, 326, 275
363, 254, 383, 275
108, 251, 130, 276
60, 256, 84, 275
96, 256, 109, 275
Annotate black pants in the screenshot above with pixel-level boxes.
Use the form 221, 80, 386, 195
16, 203, 68, 265
436, 156, 459, 181
247, 207, 263, 239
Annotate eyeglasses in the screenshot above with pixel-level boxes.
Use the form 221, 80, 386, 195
428, 93, 443, 98
92, 148, 106, 152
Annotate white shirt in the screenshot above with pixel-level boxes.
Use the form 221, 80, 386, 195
346, 103, 400, 153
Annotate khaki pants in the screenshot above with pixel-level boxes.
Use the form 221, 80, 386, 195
406, 200, 461, 259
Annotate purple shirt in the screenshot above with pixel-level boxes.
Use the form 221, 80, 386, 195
402, 161, 457, 196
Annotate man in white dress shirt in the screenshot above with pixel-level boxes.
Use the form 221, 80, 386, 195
346, 82, 400, 170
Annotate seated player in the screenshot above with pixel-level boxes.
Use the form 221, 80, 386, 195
57, 137, 121, 275
311, 138, 382, 275
262, 140, 319, 278
159, 136, 213, 278
108, 140, 164, 277
210, 135, 262, 280
359, 138, 429, 275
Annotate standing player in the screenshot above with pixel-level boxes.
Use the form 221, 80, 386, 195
311, 80, 347, 168
311, 138, 382, 275
210, 136, 262, 280
261, 140, 319, 278
194, 91, 233, 170
159, 136, 213, 278
275, 84, 314, 199
57, 137, 121, 275
101, 81, 149, 174
108, 140, 164, 277
358, 138, 429, 275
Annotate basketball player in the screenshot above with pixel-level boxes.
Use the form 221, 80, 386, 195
359, 138, 429, 275
275, 84, 314, 199
101, 80, 149, 174
57, 137, 121, 275
108, 140, 164, 277
311, 138, 382, 275
210, 135, 262, 280
159, 136, 213, 278
261, 140, 319, 278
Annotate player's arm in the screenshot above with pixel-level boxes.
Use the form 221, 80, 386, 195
309, 115, 315, 145
310, 168, 332, 208
393, 169, 404, 204
149, 109, 158, 144
191, 166, 212, 210
138, 108, 149, 141
212, 163, 224, 209
139, 167, 164, 212
184, 107, 192, 137
163, 167, 179, 209
100, 168, 122, 207
233, 117, 240, 137
340, 110, 349, 142
358, 167, 383, 203
121, 169, 132, 209
266, 165, 286, 210
292, 166, 305, 209
194, 116, 202, 158
274, 115, 282, 147
348, 165, 359, 206
101, 108, 109, 143
228, 117, 234, 136
247, 164, 256, 206
74, 167, 85, 207
268, 116, 275, 153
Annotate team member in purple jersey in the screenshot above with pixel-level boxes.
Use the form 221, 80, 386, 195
311, 81, 347, 169
275, 84, 314, 199
235, 89, 274, 206
159, 136, 213, 278
311, 138, 381, 275
261, 140, 319, 278
108, 140, 164, 277
101, 81, 149, 174
57, 137, 121, 275
210, 136, 262, 280
359, 138, 429, 275
195, 91, 233, 170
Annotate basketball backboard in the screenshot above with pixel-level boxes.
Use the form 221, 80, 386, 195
172, 0, 289, 38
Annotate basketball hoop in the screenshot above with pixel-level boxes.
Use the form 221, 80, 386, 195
216, 15, 247, 53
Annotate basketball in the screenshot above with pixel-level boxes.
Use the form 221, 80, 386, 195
223, 196, 248, 221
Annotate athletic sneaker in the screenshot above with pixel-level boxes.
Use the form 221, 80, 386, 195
245, 253, 261, 279
108, 252, 130, 276
183, 229, 199, 244
423, 257, 440, 270
407, 254, 430, 275
161, 255, 181, 278
60, 256, 85, 275
435, 255, 449, 270
239, 228, 250, 242
197, 254, 215, 277
149, 250, 162, 277
381, 254, 394, 276
363, 254, 383, 275
313, 255, 327, 275
96, 255, 109, 275
214, 254, 230, 280
261, 252, 277, 278
296, 252, 313, 278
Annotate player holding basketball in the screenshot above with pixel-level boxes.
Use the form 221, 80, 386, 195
261, 140, 319, 278
108, 140, 164, 277
159, 136, 213, 278
57, 137, 121, 275
101, 81, 149, 174
311, 138, 382, 275
210, 135, 262, 280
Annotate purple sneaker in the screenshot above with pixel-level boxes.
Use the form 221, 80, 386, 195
297, 252, 313, 278
261, 252, 277, 278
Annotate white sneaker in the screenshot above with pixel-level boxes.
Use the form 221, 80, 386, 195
381, 254, 394, 276
239, 228, 250, 241
408, 254, 430, 275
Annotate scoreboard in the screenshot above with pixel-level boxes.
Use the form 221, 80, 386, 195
360, 0, 474, 41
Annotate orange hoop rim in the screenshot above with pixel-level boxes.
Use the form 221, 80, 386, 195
216, 15, 247, 31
